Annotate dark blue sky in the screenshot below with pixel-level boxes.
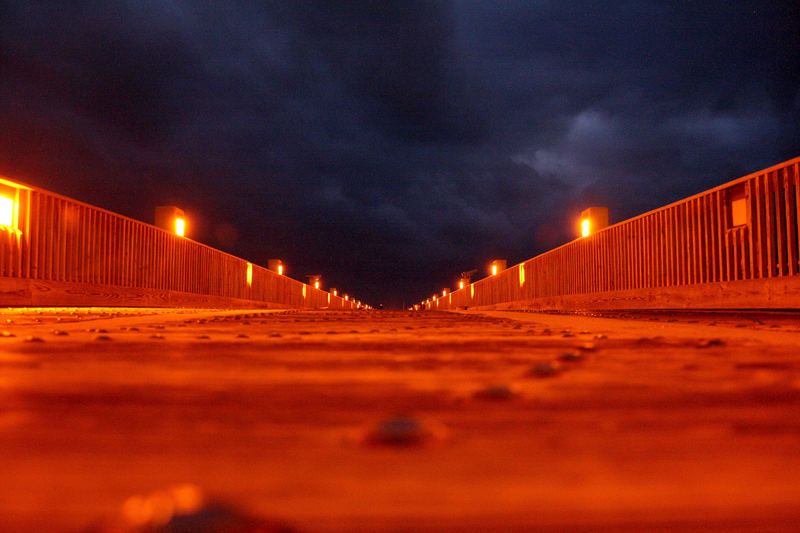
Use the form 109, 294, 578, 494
1, 1, 798, 307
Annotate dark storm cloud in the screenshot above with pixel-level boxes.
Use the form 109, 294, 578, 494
1, 1, 798, 306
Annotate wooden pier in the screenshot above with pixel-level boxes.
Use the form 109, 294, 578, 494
1, 307, 799, 532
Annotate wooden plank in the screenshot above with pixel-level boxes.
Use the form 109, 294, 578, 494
43, 194, 52, 280
79, 204, 86, 284
667, 207, 676, 286
56, 199, 64, 282
643, 217, 649, 288
708, 192, 717, 282
720, 190, 732, 282
795, 163, 800, 275
672, 205, 679, 286
783, 166, 797, 275
694, 198, 701, 283
699, 197, 708, 283
765, 171, 776, 277
775, 170, 786, 276
754, 174, 767, 279
688, 199, 697, 284
681, 203, 689, 285
701, 194, 711, 283
658, 210, 665, 286
20, 190, 30, 278
615, 228, 621, 291
679, 203, 687, 285
635, 219, 642, 289
745, 180, 755, 279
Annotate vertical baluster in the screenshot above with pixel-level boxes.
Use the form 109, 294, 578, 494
765, 171, 777, 277
775, 170, 786, 276
783, 166, 797, 275
794, 163, 800, 275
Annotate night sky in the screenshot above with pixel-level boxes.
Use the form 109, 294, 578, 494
1, 2, 798, 308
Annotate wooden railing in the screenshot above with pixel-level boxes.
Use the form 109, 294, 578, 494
0, 178, 354, 309
428, 156, 800, 311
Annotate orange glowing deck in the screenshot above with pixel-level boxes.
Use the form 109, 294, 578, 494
1, 307, 799, 532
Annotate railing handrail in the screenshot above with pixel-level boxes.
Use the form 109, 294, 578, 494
430, 155, 800, 309
0, 173, 307, 285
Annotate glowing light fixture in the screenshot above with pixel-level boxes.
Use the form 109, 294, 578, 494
489, 260, 506, 276
155, 206, 186, 237
268, 259, 284, 275
0, 195, 13, 227
0, 179, 28, 232
246, 262, 253, 286
458, 270, 476, 292
579, 207, 609, 238
518, 264, 525, 287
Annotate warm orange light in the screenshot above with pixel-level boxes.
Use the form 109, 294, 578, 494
278, 264, 283, 275
0, 195, 13, 227
731, 197, 747, 226
302, 285, 307, 298
344, 295, 349, 301
518, 264, 525, 287
175, 218, 185, 237
459, 281, 464, 289
314, 281, 320, 289
246, 262, 253, 286
333, 289, 337, 296
491, 264, 497, 276
442, 289, 447, 296
579, 207, 609, 237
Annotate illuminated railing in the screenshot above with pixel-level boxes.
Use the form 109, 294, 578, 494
0, 178, 354, 309
428, 155, 800, 310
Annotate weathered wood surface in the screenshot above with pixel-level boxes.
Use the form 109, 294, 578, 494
1, 308, 799, 532
0, 277, 299, 309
